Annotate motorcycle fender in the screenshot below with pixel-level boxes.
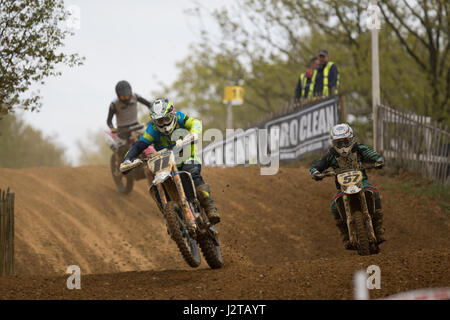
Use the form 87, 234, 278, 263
343, 185, 362, 194
152, 171, 171, 185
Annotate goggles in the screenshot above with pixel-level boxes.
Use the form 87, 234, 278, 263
333, 138, 352, 149
154, 113, 174, 127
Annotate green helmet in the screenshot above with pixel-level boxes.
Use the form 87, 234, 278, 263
150, 98, 177, 135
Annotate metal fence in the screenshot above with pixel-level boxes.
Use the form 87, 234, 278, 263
0, 188, 14, 276
377, 105, 450, 185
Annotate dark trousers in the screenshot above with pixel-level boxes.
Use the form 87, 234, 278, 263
179, 163, 205, 187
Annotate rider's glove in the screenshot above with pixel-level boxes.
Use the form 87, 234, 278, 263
119, 160, 133, 175
375, 160, 384, 169
110, 127, 118, 134
175, 133, 198, 149
175, 139, 184, 149
312, 171, 323, 181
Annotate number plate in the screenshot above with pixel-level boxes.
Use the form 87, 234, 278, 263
147, 150, 174, 174
337, 170, 363, 187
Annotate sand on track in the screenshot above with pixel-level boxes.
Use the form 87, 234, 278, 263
0, 165, 448, 299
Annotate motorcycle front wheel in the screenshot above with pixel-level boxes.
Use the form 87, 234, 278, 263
198, 225, 224, 269
353, 210, 371, 256
165, 201, 201, 268
110, 153, 134, 194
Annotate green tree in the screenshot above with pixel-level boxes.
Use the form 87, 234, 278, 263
0, 0, 84, 115
0, 114, 67, 167
162, 0, 449, 129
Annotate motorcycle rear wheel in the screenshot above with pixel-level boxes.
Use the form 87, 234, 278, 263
353, 210, 371, 256
165, 201, 201, 268
110, 153, 134, 194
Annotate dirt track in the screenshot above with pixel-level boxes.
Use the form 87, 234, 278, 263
0, 165, 448, 299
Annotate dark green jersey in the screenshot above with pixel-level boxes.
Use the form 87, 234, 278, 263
310, 143, 384, 190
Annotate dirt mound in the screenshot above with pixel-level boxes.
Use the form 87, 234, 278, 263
0, 165, 448, 299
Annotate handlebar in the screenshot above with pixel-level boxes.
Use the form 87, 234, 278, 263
315, 162, 383, 179
120, 124, 145, 133
315, 170, 336, 179
120, 134, 199, 173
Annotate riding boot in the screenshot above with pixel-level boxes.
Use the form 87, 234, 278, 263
372, 209, 386, 244
336, 220, 353, 250
196, 184, 221, 224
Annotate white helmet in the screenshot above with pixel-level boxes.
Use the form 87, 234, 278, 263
150, 98, 177, 135
330, 123, 355, 156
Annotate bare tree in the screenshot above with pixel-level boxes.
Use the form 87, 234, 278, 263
379, 0, 449, 120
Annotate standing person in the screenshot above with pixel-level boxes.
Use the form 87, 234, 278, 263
314, 49, 340, 98
295, 57, 319, 100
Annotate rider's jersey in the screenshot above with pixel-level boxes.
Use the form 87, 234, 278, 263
310, 143, 384, 190
139, 111, 202, 163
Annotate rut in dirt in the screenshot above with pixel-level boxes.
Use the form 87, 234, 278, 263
0, 165, 448, 276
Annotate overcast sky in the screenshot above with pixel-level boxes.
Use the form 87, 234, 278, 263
17, 0, 227, 165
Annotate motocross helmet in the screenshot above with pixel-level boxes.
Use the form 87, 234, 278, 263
115, 80, 132, 103
150, 98, 177, 135
330, 123, 355, 156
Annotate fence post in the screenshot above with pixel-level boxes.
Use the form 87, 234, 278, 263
0, 188, 15, 277
339, 94, 347, 123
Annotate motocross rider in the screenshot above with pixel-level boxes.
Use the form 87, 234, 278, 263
106, 80, 152, 156
310, 123, 386, 249
119, 97, 221, 225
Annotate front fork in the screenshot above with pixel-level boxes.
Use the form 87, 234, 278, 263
342, 192, 377, 246
150, 164, 197, 235
359, 191, 377, 243
171, 163, 197, 233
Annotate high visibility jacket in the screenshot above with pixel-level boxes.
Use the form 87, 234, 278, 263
322, 61, 340, 97
299, 69, 318, 98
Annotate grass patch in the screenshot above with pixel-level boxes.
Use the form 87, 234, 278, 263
380, 167, 450, 214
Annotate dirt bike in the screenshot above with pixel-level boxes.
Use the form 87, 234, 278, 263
105, 124, 154, 194
317, 163, 382, 256
120, 136, 224, 269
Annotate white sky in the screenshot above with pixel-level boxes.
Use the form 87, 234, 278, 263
17, 0, 227, 165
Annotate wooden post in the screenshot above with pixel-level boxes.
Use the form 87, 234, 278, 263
339, 94, 347, 123
0, 189, 14, 277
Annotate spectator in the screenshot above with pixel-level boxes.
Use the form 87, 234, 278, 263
295, 57, 319, 100
314, 49, 340, 98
